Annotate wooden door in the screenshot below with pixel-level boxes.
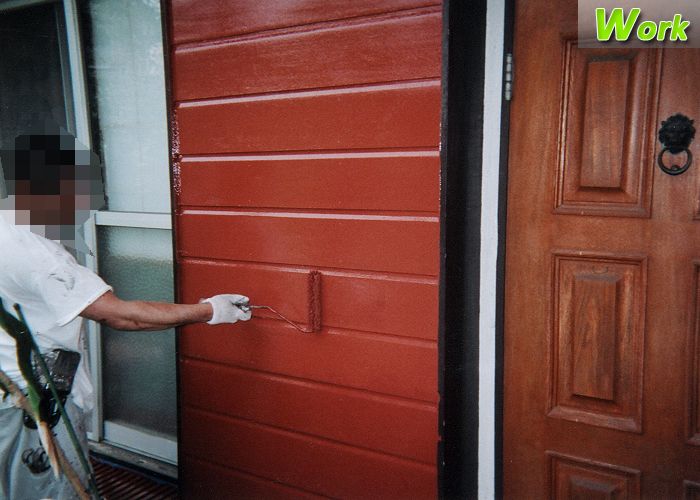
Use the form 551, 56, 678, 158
504, 0, 700, 498
166, 2, 442, 499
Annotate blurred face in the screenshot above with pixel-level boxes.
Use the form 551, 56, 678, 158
12, 179, 76, 226
0, 119, 105, 253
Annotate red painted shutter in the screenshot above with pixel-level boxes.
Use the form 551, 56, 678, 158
166, 2, 442, 498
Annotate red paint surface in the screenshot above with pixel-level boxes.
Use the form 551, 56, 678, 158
169, 0, 440, 44
167, 1, 442, 498
172, 11, 442, 101
181, 358, 438, 464
178, 153, 440, 212
181, 407, 437, 500
179, 259, 439, 341
176, 82, 441, 154
179, 322, 438, 403
177, 211, 439, 275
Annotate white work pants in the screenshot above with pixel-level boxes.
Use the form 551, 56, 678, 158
0, 396, 90, 500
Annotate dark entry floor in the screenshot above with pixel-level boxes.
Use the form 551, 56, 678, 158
91, 456, 178, 500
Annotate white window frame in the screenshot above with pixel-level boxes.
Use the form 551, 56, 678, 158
89, 212, 175, 465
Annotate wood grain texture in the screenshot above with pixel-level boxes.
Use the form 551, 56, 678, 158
168, 0, 440, 44
177, 211, 440, 276
172, 10, 441, 101
168, 2, 441, 497
180, 407, 437, 500
505, 0, 700, 496
175, 81, 441, 155
549, 252, 646, 433
555, 42, 660, 217
179, 259, 439, 340
548, 452, 641, 500
181, 457, 332, 500
177, 152, 440, 212
180, 359, 438, 464
179, 322, 439, 403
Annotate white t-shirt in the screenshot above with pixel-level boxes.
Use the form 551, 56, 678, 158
0, 218, 111, 410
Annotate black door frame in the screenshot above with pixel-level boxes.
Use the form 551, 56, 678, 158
439, 0, 514, 498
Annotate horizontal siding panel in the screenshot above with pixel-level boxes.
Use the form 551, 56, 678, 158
178, 152, 440, 212
175, 81, 441, 154
169, 1, 440, 45
179, 323, 439, 403
177, 212, 439, 276
182, 457, 332, 500
181, 359, 438, 464
179, 260, 438, 340
181, 407, 437, 500
172, 11, 441, 101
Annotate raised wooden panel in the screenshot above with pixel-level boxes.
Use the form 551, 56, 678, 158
689, 263, 700, 445
181, 457, 330, 500
181, 407, 437, 500
177, 211, 440, 276
169, 0, 440, 45
549, 452, 641, 500
549, 251, 647, 432
172, 10, 441, 101
685, 480, 700, 500
180, 359, 438, 464
177, 152, 440, 212
179, 259, 439, 340
179, 323, 439, 403
175, 81, 441, 155
555, 41, 661, 217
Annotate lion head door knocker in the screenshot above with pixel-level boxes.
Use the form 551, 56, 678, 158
658, 113, 696, 175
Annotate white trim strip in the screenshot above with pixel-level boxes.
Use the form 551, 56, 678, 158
63, 0, 91, 147
479, 0, 506, 498
104, 422, 178, 465
94, 211, 173, 230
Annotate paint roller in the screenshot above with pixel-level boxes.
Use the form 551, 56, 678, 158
238, 270, 322, 333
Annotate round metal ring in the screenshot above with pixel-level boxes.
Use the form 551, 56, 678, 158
658, 146, 692, 176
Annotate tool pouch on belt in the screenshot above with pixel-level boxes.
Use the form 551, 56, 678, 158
23, 349, 80, 429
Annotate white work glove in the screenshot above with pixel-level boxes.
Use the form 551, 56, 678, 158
201, 294, 252, 324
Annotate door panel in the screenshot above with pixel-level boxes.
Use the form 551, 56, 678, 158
166, 2, 441, 498
555, 43, 660, 217
549, 251, 647, 433
505, 0, 700, 497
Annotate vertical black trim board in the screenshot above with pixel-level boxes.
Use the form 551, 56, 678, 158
495, 1, 516, 498
439, 0, 487, 499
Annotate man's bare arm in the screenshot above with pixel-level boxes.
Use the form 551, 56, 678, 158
80, 291, 213, 331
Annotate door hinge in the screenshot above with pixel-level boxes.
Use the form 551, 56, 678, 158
504, 53, 513, 101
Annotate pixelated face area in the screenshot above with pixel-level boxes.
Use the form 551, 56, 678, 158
0, 118, 105, 254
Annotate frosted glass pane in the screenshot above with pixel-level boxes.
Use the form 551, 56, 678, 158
97, 226, 176, 439
84, 0, 171, 213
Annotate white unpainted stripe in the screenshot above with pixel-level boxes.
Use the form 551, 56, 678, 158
184, 210, 438, 223
480, 0, 506, 498
184, 150, 440, 162
178, 79, 441, 107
